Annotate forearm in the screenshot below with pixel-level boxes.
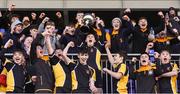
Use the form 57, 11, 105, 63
160, 70, 178, 77
46, 37, 54, 55
105, 47, 114, 65
105, 69, 121, 79
38, 23, 45, 33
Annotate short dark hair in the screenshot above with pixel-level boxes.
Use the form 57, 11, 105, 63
45, 20, 55, 27
160, 49, 171, 56
13, 49, 25, 56
30, 25, 38, 30
78, 47, 88, 55
139, 17, 147, 21
140, 52, 150, 59
118, 51, 126, 63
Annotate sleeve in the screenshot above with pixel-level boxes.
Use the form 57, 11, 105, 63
172, 63, 179, 71
38, 23, 45, 33
49, 52, 60, 65
117, 64, 127, 75
0, 48, 7, 63
129, 62, 137, 79
91, 68, 96, 81
4, 62, 14, 72
71, 70, 78, 90
68, 62, 76, 71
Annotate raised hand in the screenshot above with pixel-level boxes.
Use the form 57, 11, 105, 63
8, 3, 16, 11
42, 17, 50, 24
31, 12, 37, 20
4, 39, 13, 48
158, 11, 164, 18
39, 12, 46, 19
56, 12, 62, 18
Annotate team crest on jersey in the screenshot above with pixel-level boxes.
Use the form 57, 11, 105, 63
148, 70, 153, 75
90, 48, 93, 53
86, 70, 90, 75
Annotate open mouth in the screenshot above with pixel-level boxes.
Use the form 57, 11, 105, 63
58, 54, 62, 57
142, 60, 146, 63
89, 40, 92, 43
40, 51, 43, 54
164, 58, 167, 61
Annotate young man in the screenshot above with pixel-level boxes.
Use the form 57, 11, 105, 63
72, 48, 97, 93
129, 52, 159, 93
83, 33, 103, 92
30, 28, 54, 93
0, 39, 26, 93
45, 33, 75, 93
103, 42, 129, 93
157, 50, 179, 94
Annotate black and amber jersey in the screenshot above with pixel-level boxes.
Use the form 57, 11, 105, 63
0, 59, 26, 93
72, 62, 96, 93
49, 53, 75, 91
129, 63, 157, 93
157, 62, 178, 94
113, 63, 129, 94
86, 46, 102, 88
87, 46, 101, 71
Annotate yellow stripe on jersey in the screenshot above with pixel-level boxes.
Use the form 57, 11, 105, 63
93, 28, 102, 36
171, 63, 178, 94
117, 63, 128, 94
118, 63, 126, 75
106, 32, 110, 41
96, 49, 101, 70
52, 62, 66, 87
71, 70, 78, 90
6, 70, 15, 92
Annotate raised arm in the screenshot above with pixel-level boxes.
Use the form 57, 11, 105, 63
105, 42, 115, 65
0, 39, 14, 63
45, 34, 54, 55
62, 41, 75, 65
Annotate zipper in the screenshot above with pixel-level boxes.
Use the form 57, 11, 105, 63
40, 76, 43, 85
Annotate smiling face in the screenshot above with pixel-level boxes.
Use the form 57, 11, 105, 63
160, 50, 171, 64
36, 46, 44, 58
45, 25, 55, 36
14, 24, 23, 34
85, 34, 96, 47
78, 53, 89, 65
76, 12, 84, 20
112, 19, 121, 30
138, 18, 148, 29
113, 54, 124, 64
66, 25, 76, 35
24, 36, 33, 48
13, 51, 25, 65
30, 28, 38, 38
55, 49, 63, 60
140, 53, 150, 66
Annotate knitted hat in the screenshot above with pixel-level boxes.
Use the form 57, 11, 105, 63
11, 19, 23, 30
112, 17, 122, 25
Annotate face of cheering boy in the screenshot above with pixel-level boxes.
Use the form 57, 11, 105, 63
85, 34, 96, 47
112, 19, 121, 30
140, 53, 150, 66
113, 54, 124, 64
159, 50, 171, 64
13, 51, 25, 65
55, 49, 63, 60
138, 18, 148, 29
36, 45, 44, 58
78, 52, 89, 65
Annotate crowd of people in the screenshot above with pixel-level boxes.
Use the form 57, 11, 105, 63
0, 4, 180, 93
